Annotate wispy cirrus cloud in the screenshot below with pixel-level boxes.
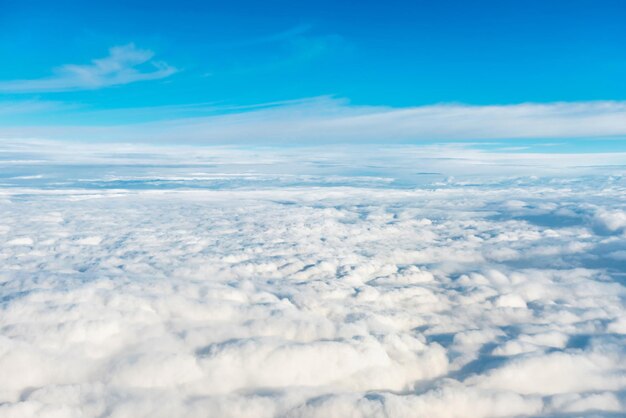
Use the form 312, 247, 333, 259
219, 24, 347, 74
0, 100, 74, 115
1, 97, 625, 145
0, 44, 176, 93
220, 24, 314, 48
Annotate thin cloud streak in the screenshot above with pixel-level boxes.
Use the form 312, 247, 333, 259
1, 97, 626, 144
219, 24, 314, 48
0, 44, 176, 93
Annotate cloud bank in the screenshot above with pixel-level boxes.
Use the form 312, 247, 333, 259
0, 150, 625, 417
0, 44, 176, 93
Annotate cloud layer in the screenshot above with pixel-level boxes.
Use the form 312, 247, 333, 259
0, 44, 176, 93
0, 152, 625, 417
2, 97, 626, 144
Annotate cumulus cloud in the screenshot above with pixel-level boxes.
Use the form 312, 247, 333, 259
594, 208, 626, 234
0, 44, 176, 93
0, 149, 625, 417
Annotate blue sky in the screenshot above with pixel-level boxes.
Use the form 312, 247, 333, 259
0, 0, 625, 147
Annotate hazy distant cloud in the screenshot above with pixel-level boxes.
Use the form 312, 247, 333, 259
0, 44, 176, 93
1, 97, 626, 144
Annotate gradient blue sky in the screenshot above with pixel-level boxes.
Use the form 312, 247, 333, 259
0, 0, 625, 146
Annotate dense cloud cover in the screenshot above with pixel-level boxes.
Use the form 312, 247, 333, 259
1, 155, 626, 417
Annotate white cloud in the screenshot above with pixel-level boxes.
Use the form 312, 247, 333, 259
1, 97, 626, 143
594, 208, 626, 234
0, 44, 176, 93
0, 152, 625, 417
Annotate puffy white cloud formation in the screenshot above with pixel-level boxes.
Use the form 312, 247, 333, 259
0, 153, 625, 417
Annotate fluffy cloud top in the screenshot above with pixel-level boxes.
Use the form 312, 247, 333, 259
0, 150, 625, 417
